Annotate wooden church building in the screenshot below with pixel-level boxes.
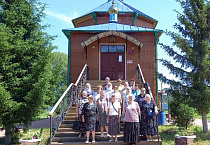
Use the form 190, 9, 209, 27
62, 0, 163, 100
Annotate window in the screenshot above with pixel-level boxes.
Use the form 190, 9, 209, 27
109, 45, 116, 52
101, 45, 108, 52
117, 45, 124, 52
101, 45, 124, 52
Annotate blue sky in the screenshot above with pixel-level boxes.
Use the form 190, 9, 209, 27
41, 0, 183, 89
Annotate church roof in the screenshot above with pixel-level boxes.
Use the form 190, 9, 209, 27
72, 0, 157, 25
63, 22, 162, 35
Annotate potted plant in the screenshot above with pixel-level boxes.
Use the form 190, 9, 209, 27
19, 130, 42, 145
175, 127, 196, 144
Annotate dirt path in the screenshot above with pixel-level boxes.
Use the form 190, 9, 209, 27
193, 118, 210, 129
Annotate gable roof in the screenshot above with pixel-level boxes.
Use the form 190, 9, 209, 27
72, 0, 158, 28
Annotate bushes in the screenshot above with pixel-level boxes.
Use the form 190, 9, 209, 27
170, 99, 195, 129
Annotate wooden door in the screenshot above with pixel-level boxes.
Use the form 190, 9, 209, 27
101, 45, 125, 80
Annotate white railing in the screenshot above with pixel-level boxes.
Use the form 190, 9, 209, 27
48, 64, 89, 144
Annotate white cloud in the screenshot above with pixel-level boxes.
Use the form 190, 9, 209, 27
44, 10, 78, 24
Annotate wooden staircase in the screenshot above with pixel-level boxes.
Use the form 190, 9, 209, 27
51, 80, 162, 145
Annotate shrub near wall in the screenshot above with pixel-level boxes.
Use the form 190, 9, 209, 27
170, 100, 194, 129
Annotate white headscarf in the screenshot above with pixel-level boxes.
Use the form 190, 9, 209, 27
84, 83, 92, 93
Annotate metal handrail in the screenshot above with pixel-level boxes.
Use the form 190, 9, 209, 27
137, 64, 145, 84
75, 64, 88, 85
48, 64, 89, 144
49, 83, 74, 116
137, 64, 153, 98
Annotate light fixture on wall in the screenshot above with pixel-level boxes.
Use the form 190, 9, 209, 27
92, 46, 95, 49
131, 46, 135, 50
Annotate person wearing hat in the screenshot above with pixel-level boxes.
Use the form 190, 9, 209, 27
123, 94, 141, 145
117, 79, 124, 92
82, 95, 99, 144
107, 95, 121, 142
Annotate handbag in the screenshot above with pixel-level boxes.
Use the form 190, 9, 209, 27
73, 119, 80, 130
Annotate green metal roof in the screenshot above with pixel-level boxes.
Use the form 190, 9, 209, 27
63, 22, 163, 33
72, 0, 157, 23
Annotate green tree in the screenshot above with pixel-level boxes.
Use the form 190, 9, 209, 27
159, 0, 210, 132
0, 0, 55, 144
46, 52, 68, 106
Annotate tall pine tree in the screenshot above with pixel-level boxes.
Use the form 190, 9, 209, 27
159, 0, 210, 132
0, 0, 55, 144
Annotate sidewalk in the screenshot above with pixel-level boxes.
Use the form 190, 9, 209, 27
193, 118, 210, 129
0, 118, 50, 138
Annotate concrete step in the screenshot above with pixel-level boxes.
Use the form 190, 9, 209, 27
59, 124, 73, 128
66, 112, 76, 116
51, 140, 162, 145
64, 116, 77, 121
54, 131, 124, 137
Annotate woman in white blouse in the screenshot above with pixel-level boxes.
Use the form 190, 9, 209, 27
107, 95, 121, 142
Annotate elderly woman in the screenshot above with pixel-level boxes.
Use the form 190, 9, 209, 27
109, 85, 122, 104
76, 91, 89, 137
105, 82, 113, 98
96, 90, 109, 137
107, 95, 121, 142
83, 83, 94, 97
132, 84, 141, 102
94, 85, 103, 102
123, 94, 141, 145
121, 81, 129, 96
82, 95, 98, 144
103, 77, 110, 90
117, 79, 124, 92
140, 94, 158, 141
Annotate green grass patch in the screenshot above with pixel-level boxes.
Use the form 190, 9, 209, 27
34, 110, 50, 121
159, 125, 210, 145
193, 113, 210, 120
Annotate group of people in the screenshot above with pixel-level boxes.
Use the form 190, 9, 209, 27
76, 77, 158, 144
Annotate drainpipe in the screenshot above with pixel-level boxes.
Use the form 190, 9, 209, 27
66, 31, 71, 86
154, 31, 159, 108
92, 12, 97, 25
132, 13, 138, 26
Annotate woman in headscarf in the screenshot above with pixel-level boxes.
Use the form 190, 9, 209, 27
105, 82, 113, 98
83, 83, 94, 97
96, 90, 110, 138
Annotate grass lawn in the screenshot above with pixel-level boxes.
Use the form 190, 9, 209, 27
159, 125, 210, 145
34, 110, 50, 121
194, 113, 210, 120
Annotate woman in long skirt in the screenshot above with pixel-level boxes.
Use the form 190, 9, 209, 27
123, 94, 141, 145
107, 95, 121, 142
82, 95, 99, 144
140, 94, 158, 141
